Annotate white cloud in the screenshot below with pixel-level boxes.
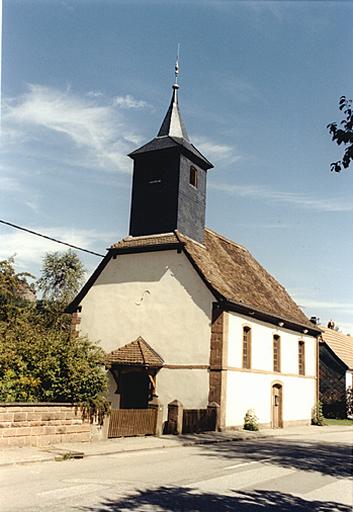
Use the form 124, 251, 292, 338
0, 175, 22, 193
210, 182, 353, 213
294, 298, 353, 315
113, 94, 150, 110
0, 226, 115, 271
2, 84, 144, 174
192, 136, 240, 164
87, 90, 104, 98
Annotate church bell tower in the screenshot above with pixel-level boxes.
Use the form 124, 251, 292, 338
128, 59, 213, 244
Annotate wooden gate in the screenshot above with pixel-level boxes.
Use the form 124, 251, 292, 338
182, 408, 217, 434
108, 408, 158, 438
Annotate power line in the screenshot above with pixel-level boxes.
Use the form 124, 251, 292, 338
0, 219, 105, 258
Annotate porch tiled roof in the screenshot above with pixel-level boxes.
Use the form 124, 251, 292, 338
106, 337, 164, 367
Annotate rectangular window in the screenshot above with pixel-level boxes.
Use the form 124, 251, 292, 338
298, 341, 305, 375
189, 166, 198, 188
273, 335, 281, 372
242, 326, 251, 369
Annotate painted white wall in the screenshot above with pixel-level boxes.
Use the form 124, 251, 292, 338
346, 370, 353, 390
79, 250, 215, 409
225, 371, 316, 427
225, 312, 317, 426
227, 312, 317, 377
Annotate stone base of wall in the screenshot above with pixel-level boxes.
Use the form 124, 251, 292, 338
0, 403, 96, 448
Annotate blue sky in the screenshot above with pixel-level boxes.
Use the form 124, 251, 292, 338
1, 0, 352, 333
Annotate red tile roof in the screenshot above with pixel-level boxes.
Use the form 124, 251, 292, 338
106, 337, 164, 367
321, 327, 353, 370
111, 228, 314, 330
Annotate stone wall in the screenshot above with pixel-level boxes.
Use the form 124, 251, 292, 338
0, 403, 93, 448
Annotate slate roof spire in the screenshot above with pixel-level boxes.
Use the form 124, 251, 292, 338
157, 49, 189, 141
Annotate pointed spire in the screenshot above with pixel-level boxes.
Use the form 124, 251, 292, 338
157, 47, 189, 141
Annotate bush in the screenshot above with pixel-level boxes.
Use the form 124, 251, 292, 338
311, 401, 326, 426
0, 257, 109, 422
244, 409, 259, 431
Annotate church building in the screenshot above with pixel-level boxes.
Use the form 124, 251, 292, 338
68, 64, 321, 434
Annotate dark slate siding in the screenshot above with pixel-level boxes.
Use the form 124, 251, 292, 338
177, 154, 207, 243
129, 148, 180, 237
129, 149, 208, 243
319, 344, 347, 418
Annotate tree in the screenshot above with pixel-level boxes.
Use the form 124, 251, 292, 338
0, 257, 108, 419
37, 250, 85, 330
37, 250, 85, 305
327, 96, 353, 172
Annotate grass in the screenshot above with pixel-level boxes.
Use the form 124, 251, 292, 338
324, 418, 353, 426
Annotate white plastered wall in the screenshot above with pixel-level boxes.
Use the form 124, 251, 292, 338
225, 312, 317, 427
79, 250, 215, 413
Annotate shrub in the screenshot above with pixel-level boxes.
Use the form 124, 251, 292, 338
244, 409, 259, 431
311, 401, 326, 426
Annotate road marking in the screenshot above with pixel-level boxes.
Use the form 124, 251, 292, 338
38, 483, 106, 499
225, 458, 271, 470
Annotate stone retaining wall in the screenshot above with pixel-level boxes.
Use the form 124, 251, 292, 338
0, 403, 92, 447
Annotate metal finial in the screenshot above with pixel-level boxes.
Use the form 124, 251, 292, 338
174, 43, 180, 86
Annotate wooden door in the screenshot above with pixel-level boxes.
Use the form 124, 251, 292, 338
272, 384, 283, 428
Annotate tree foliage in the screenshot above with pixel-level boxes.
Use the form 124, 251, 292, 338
37, 250, 85, 304
327, 96, 353, 172
0, 255, 108, 419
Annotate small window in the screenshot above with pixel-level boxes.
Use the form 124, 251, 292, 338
189, 166, 198, 188
273, 335, 281, 372
298, 340, 305, 375
242, 326, 251, 369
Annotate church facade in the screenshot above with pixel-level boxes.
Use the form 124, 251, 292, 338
68, 68, 321, 431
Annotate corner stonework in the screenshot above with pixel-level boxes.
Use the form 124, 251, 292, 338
71, 309, 81, 337
208, 304, 228, 429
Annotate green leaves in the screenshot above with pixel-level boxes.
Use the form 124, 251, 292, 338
0, 257, 108, 420
37, 250, 85, 305
328, 96, 353, 172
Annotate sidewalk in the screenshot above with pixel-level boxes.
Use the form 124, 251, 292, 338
1, 425, 352, 468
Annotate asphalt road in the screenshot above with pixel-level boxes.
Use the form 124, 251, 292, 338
1, 430, 352, 511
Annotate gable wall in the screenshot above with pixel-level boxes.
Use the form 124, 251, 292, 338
78, 249, 215, 413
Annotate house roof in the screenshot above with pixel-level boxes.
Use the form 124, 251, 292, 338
320, 327, 353, 370
128, 135, 213, 171
128, 80, 213, 171
157, 84, 189, 140
110, 228, 317, 333
105, 337, 164, 367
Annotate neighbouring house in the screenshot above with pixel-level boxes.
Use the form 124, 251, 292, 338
67, 69, 321, 435
319, 323, 353, 418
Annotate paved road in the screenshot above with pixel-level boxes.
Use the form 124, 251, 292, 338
1, 430, 352, 511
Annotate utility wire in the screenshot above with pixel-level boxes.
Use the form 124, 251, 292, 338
0, 219, 105, 258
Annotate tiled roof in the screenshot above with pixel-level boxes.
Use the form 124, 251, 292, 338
111, 233, 178, 249
321, 327, 353, 370
110, 228, 314, 330
105, 337, 164, 367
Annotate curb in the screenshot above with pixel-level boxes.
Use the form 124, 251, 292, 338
1, 426, 351, 468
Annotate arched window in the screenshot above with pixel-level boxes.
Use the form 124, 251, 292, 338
273, 335, 281, 372
242, 326, 251, 369
298, 340, 305, 375
189, 166, 198, 188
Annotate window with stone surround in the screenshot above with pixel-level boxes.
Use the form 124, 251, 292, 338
242, 326, 251, 369
298, 340, 305, 375
273, 335, 281, 372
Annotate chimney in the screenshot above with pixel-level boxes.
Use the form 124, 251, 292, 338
310, 316, 320, 325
